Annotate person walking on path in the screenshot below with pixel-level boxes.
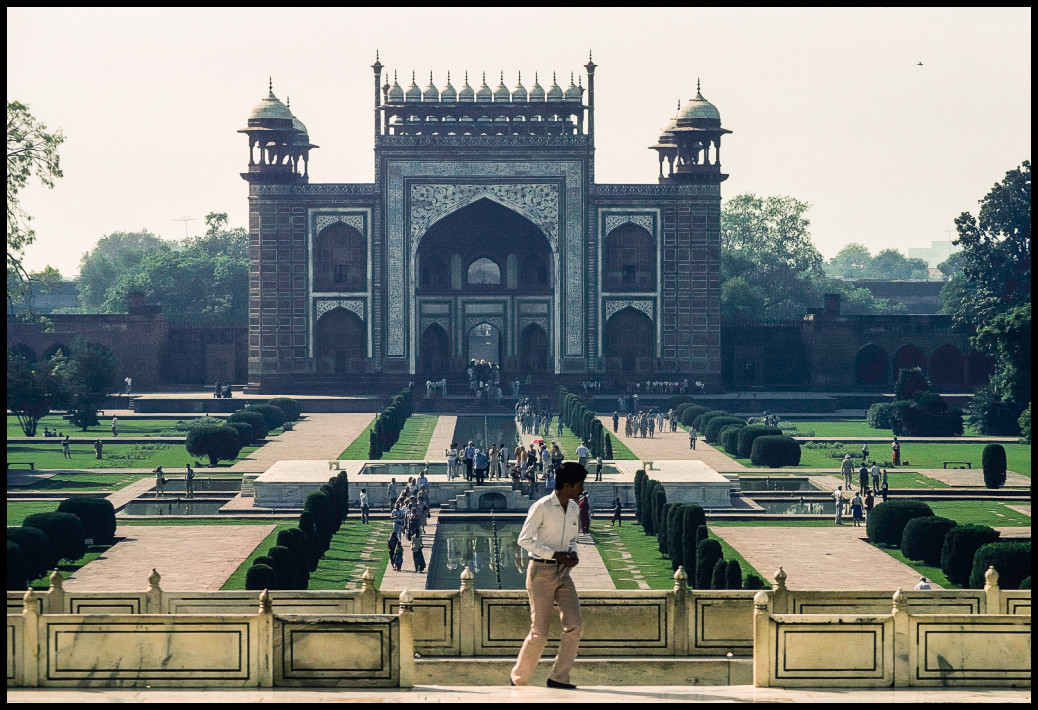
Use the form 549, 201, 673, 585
864, 488, 875, 521
464, 441, 476, 481
474, 448, 489, 486
94, 439, 103, 460
124, 376, 132, 395
832, 486, 845, 525
62, 435, 72, 459
841, 454, 854, 488
111, 416, 119, 437
557, 415, 563, 438
850, 491, 864, 527
688, 426, 697, 450
861, 442, 869, 460
446, 443, 458, 481
391, 534, 404, 572
510, 462, 587, 689
612, 411, 619, 433
412, 532, 427, 573
612, 496, 622, 526
578, 492, 591, 535
576, 441, 589, 469
360, 489, 370, 524
153, 466, 166, 497
391, 503, 405, 538
870, 462, 881, 492
387, 478, 398, 507
185, 463, 195, 498
594, 454, 603, 482
858, 463, 869, 494
891, 436, 901, 466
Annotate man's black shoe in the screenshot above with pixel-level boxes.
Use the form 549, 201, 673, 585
510, 680, 515, 686
546, 678, 577, 690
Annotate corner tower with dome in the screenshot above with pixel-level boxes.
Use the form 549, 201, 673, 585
239, 56, 729, 393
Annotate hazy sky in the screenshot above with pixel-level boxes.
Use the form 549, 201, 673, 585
7, 7, 1031, 277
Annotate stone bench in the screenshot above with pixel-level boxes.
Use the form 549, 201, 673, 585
7, 462, 35, 471
943, 461, 972, 469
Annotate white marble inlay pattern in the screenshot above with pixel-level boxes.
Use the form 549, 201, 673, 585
314, 214, 365, 235
315, 299, 365, 320
604, 214, 654, 236
604, 299, 654, 321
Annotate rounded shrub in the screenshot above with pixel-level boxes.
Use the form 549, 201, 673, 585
981, 444, 1008, 490
743, 573, 768, 590
298, 511, 321, 569
705, 416, 744, 444
940, 524, 1000, 586
227, 421, 255, 447
7, 526, 53, 581
1021, 576, 1031, 589
719, 424, 745, 456
285, 527, 313, 579
969, 542, 1030, 590
245, 563, 276, 591
737, 425, 783, 459
694, 538, 722, 589
634, 470, 647, 523
668, 504, 686, 571
901, 516, 957, 566
865, 499, 933, 547
8, 541, 26, 590
749, 435, 802, 467
57, 497, 116, 545
268, 397, 302, 422
246, 403, 286, 431
725, 559, 743, 590
227, 410, 268, 440
186, 425, 242, 466
681, 507, 705, 582
650, 484, 667, 538
277, 528, 309, 588
658, 503, 674, 555
23, 512, 86, 564
680, 405, 710, 427
694, 410, 729, 432
267, 545, 294, 590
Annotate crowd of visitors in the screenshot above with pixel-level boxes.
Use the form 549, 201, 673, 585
386, 474, 431, 573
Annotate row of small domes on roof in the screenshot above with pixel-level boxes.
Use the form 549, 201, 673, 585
385, 71, 584, 103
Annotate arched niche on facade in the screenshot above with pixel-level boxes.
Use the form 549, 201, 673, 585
855, 343, 888, 385
604, 307, 655, 372
930, 343, 965, 390
603, 223, 656, 292
417, 198, 552, 295
419, 323, 450, 376
314, 307, 365, 374
519, 323, 550, 373
467, 322, 502, 366
893, 343, 927, 378
314, 222, 366, 292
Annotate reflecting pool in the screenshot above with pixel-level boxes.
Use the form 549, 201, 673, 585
426, 518, 530, 590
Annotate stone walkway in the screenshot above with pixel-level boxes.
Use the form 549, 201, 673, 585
712, 525, 938, 590
424, 416, 458, 461
228, 412, 374, 472
922, 468, 1031, 487
64, 525, 274, 591
598, 416, 749, 472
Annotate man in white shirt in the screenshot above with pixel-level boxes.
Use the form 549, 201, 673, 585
510, 462, 587, 690
914, 576, 932, 590
575, 442, 589, 468
359, 489, 370, 524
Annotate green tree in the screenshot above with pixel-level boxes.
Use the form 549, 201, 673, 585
76, 230, 170, 312
7, 101, 64, 305
7, 348, 69, 435
952, 161, 1030, 329
862, 249, 931, 280
825, 243, 872, 279
967, 303, 1030, 434
65, 338, 118, 430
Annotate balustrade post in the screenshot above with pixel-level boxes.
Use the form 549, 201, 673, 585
459, 566, 476, 656
983, 566, 1001, 614
359, 566, 378, 613
891, 588, 909, 687
257, 589, 274, 687
146, 568, 163, 613
22, 588, 40, 687
752, 591, 770, 687
47, 569, 65, 614
673, 566, 689, 655
771, 567, 789, 614
398, 590, 415, 688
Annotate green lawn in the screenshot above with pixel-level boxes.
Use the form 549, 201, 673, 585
874, 546, 957, 589
590, 519, 763, 590
6, 443, 259, 470
7, 415, 229, 438
719, 441, 1031, 477
222, 520, 393, 590
923, 501, 1031, 528
27, 548, 108, 589
785, 420, 984, 438
7, 501, 61, 526
340, 415, 439, 460
12, 471, 241, 493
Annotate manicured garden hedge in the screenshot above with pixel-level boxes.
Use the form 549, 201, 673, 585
57, 496, 116, 545
749, 435, 801, 467
719, 424, 746, 456
185, 425, 243, 466
982, 444, 1007, 489
704, 416, 744, 444
940, 524, 1000, 586
737, 425, 782, 458
268, 397, 302, 421
900, 516, 957, 566
23, 512, 86, 565
865, 499, 933, 547
969, 542, 1031, 590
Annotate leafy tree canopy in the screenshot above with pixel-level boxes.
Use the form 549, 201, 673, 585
76, 213, 248, 325
825, 243, 930, 280
7, 101, 64, 314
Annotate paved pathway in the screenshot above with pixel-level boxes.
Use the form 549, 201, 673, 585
712, 525, 938, 590
598, 416, 749, 472
424, 416, 457, 462
64, 525, 274, 591
922, 468, 1031, 487
228, 412, 374, 472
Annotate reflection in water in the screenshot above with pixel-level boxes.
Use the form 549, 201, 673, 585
428, 519, 530, 590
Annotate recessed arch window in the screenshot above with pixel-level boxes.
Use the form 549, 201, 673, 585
314, 222, 365, 292
467, 257, 501, 285
604, 223, 656, 292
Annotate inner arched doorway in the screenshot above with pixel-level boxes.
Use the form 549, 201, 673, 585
855, 343, 888, 385
467, 322, 501, 365
419, 324, 450, 376
604, 307, 655, 372
519, 323, 549, 373
315, 308, 365, 374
